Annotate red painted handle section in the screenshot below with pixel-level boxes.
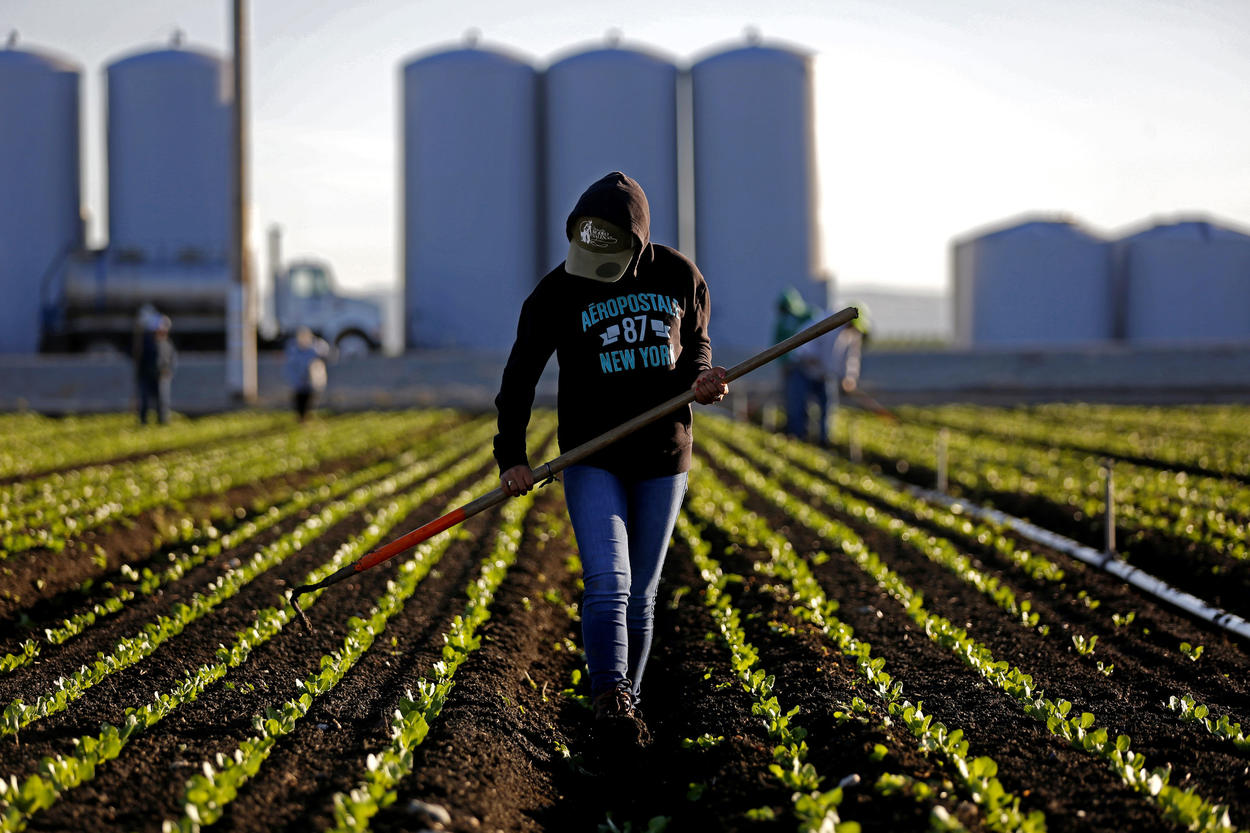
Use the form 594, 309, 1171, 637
353, 507, 467, 572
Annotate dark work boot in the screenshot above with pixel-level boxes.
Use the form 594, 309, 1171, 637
592, 681, 635, 721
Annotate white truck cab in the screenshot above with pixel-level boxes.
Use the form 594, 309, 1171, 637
271, 259, 381, 358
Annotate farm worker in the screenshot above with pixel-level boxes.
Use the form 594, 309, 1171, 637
775, 288, 865, 445
284, 326, 331, 421
494, 172, 727, 728
134, 314, 177, 425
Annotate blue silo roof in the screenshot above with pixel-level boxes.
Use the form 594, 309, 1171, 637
105, 45, 226, 72
691, 40, 813, 70
545, 43, 678, 73
957, 216, 1106, 245
0, 44, 80, 73
402, 43, 537, 73
1120, 218, 1250, 244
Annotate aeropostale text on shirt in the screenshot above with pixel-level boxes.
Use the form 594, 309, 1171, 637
581, 293, 682, 332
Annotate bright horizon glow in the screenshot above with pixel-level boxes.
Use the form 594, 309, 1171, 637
6, 0, 1249, 301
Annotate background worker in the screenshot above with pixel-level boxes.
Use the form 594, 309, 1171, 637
134, 313, 176, 425
826, 310, 866, 433
775, 288, 866, 445
494, 172, 727, 731
775, 287, 822, 441
284, 326, 331, 421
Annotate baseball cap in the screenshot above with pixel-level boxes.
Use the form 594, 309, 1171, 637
566, 216, 635, 282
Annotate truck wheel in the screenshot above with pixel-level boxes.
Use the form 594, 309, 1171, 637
336, 332, 371, 360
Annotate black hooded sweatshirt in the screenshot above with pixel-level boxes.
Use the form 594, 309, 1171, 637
493, 172, 713, 479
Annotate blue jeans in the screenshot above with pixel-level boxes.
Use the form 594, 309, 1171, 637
563, 465, 688, 703
784, 365, 830, 444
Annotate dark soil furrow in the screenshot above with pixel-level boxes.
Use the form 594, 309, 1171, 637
0, 496, 309, 703
373, 492, 798, 833
705, 455, 1190, 833
29, 498, 493, 833
756, 437, 1250, 717
368, 489, 590, 833
207, 510, 494, 833
1, 490, 245, 623
0, 414, 459, 625
623, 538, 798, 833
0, 458, 496, 774
852, 445, 1250, 618
759, 473, 1250, 819
691, 516, 991, 832
0, 445, 473, 706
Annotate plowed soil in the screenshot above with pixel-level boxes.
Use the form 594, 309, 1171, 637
2, 415, 1246, 833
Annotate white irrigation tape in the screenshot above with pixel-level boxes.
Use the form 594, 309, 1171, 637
905, 484, 1250, 643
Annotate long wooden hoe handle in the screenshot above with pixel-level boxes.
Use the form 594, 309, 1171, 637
287, 306, 859, 624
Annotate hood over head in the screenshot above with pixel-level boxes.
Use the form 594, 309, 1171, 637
776, 287, 809, 318
564, 172, 652, 282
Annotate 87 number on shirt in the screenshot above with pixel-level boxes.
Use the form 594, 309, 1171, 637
622, 315, 648, 344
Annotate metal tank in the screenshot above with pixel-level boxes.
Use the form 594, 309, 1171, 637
1118, 219, 1250, 344
543, 45, 679, 270
106, 43, 231, 263
691, 42, 822, 355
0, 40, 82, 353
952, 218, 1113, 347
403, 44, 540, 351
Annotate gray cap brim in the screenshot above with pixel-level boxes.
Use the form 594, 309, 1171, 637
566, 243, 634, 282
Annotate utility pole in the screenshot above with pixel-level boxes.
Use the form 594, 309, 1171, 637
227, 0, 258, 402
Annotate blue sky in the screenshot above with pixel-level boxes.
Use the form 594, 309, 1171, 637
6, 0, 1249, 297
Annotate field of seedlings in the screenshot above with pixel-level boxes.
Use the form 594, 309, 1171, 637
1, 405, 1248, 833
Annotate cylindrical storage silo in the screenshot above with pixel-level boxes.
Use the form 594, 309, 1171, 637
106, 46, 231, 263
955, 219, 1112, 346
403, 46, 540, 351
0, 43, 82, 353
692, 43, 819, 354
543, 46, 679, 270
1119, 220, 1250, 344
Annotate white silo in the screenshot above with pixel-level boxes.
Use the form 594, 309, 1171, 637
106, 44, 231, 263
543, 44, 679, 270
952, 218, 1112, 347
1118, 219, 1250, 344
0, 39, 82, 353
691, 41, 822, 355
403, 44, 540, 351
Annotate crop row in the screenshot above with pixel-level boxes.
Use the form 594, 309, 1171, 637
0, 417, 535, 833
0, 420, 498, 737
2, 410, 451, 537
675, 513, 854, 832
1028, 403, 1250, 439
0, 411, 295, 480
701, 423, 1068, 634
2, 411, 452, 554
905, 404, 1250, 478
0, 416, 495, 677
1166, 696, 1250, 753
683, 461, 1043, 833
837, 413, 1250, 562
708, 417, 1066, 584
0, 413, 136, 475
698, 437, 1238, 832
324, 436, 558, 833
162, 468, 494, 832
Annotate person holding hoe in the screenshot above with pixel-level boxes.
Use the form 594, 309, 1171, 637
494, 172, 727, 731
